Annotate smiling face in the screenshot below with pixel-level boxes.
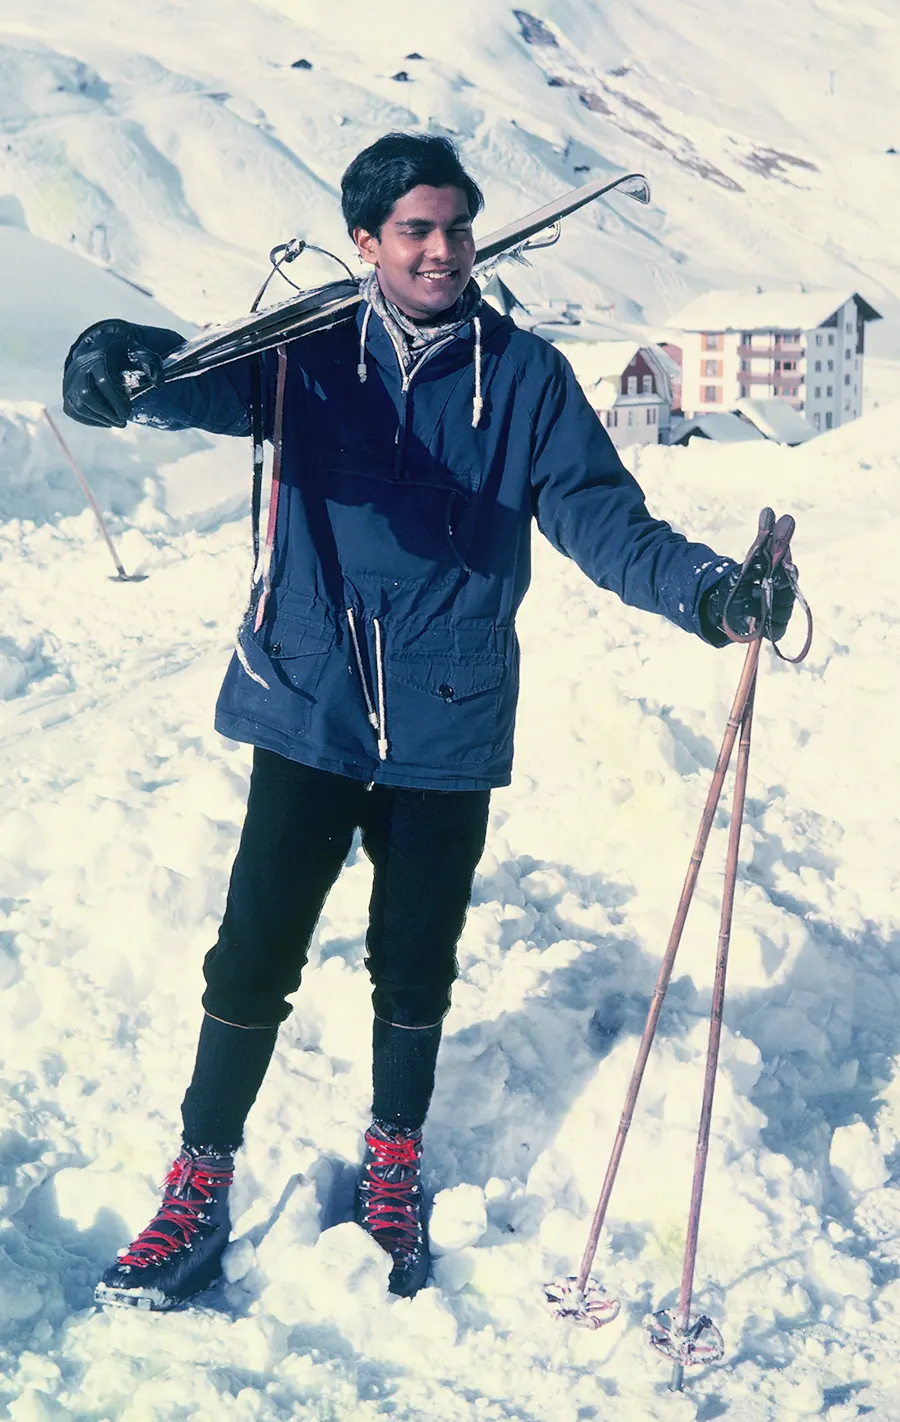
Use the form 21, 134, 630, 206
354, 184, 476, 322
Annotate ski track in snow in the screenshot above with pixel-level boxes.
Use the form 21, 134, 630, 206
1, 0, 900, 1417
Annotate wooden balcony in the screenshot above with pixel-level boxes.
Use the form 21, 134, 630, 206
738, 371, 803, 386
737, 344, 803, 359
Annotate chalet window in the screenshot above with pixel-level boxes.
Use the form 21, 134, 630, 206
812, 412, 821, 429
828, 333, 835, 346
846, 320, 853, 332
774, 333, 784, 345
627, 376, 638, 395
814, 360, 821, 372
703, 385, 721, 403
815, 334, 823, 346
702, 360, 718, 376
825, 412, 833, 429
826, 385, 833, 397
627, 410, 634, 426
844, 374, 851, 386
827, 360, 834, 372
814, 386, 821, 398
845, 349, 852, 360
702, 333, 722, 350
741, 331, 753, 345
642, 375, 653, 393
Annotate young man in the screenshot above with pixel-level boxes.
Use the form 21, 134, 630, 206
62, 132, 793, 1310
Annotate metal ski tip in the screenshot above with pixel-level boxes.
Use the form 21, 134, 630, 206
543, 1277, 620, 1329
645, 1309, 725, 1367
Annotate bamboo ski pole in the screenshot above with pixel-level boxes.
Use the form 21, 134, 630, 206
668, 671, 757, 1391
573, 634, 762, 1296
42, 407, 140, 582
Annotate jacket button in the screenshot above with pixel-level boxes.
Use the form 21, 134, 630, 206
438, 683, 455, 702
270, 642, 281, 655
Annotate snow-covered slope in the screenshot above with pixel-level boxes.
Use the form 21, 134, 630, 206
2, 2, 900, 1418
3, 0, 899, 348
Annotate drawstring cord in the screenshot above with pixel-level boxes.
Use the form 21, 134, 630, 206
472, 315, 483, 428
358, 303, 372, 384
346, 608, 379, 731
374, 618, 388, 761
347, 609, 389, 761
357, 301, 484, 429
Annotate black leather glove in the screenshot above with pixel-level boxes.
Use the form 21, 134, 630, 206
700, 551, 796, 646
62, 319, 171, 428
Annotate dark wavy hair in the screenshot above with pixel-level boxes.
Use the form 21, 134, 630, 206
341, 132, 484, 239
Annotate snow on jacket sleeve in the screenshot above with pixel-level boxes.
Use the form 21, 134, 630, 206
529, 350, 736, 639
126, 325, 276, 439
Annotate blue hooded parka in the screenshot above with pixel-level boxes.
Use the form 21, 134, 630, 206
131, 299, 734, 790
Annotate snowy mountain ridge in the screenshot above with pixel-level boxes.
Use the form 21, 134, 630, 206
2, 0, 898, 352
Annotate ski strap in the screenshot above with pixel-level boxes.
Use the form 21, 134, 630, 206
249, 356, 264, 575
251, 344, 289, 633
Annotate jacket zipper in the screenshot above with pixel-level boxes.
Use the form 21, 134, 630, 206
381, 325, 457, 479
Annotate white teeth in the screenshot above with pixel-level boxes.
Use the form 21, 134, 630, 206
420, 272, 456, 280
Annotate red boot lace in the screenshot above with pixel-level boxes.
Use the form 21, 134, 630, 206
117, 1154, 234, 1269
361, 1130, 422, 1250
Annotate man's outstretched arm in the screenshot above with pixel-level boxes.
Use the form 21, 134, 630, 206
530, 354, 742, 641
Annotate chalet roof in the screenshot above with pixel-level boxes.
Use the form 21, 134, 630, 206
665, 287, 882, 333
734, 398, 817, 444
669, 413, 765, 446
555, 339, 641, 384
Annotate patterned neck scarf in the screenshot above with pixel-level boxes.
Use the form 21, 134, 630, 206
361, 269, 481, 369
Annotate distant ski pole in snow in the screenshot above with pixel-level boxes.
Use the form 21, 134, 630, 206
545, 509, 812, 1391
42, 407, 145, 583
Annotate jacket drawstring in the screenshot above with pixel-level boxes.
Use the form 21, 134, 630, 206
373, 619, 388, 761
357, 303, 372, 384
347, 608, 388, 762
472, 315, 483, 428
356, 302, 484, 429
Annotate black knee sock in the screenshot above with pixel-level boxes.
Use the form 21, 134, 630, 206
181, 1013, 278, 1153
371, 1018, 443, 1132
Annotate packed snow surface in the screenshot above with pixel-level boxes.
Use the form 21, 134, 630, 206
1, 0, 899, 1418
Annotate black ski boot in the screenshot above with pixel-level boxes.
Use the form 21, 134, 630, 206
355, 1121, 430, 1298
95, 1146, 234, 1310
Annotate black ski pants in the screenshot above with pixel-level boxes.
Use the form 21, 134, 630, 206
201, 749, 491, 1030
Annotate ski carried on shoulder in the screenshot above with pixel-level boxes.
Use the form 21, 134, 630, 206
141, 171, 650, 390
